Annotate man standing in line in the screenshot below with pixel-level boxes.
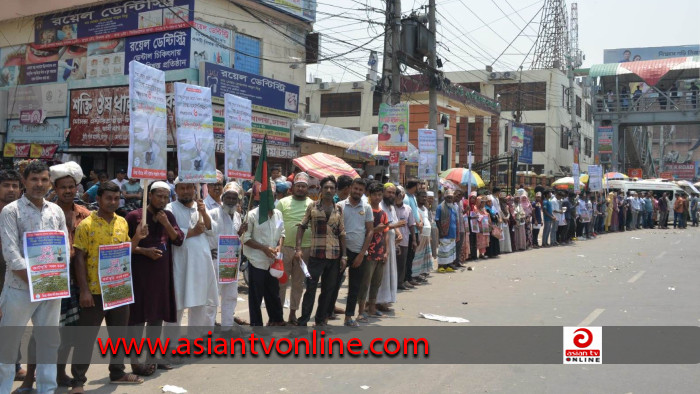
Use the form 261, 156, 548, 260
541, 190, 556, 247
241, 186, 286, 327
296, 176, 347, 326
691, 193, 699, 227
556, 192, 568, 245
126, 181, 184, 372
82, 171, 108, 203
166, 180, 219, 326
376, 183, 402, 312
452, 189, 467, 268
394, 187, 416, 289
0, 169, 25, 384
658, 192, 669, 229
436, 189, 458, 272
276, 173, 313, 325
204, 170, 225, 210
0, 162, 68, 394
208, 181, 248, 329
402, 179, 420, 284
334, 175, 353, 204
673, 193, 685, 229
70, 182, 148, 391
334, 178, 373, 326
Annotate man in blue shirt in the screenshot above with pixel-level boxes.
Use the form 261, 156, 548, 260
81, 171, 108, 203
402, 179, 421, 283
435, 189, 458, 273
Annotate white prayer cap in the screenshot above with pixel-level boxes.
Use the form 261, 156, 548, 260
50, 161, 84, 185
427, 191, 435, 197
222, 181, 243, 197
150, 181, 171, 192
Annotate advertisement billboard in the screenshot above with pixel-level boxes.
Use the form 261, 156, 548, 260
516, 124, 533, 165
603, 45, 700, 64
257, 0, 317, 22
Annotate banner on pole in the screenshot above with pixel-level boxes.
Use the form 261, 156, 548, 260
378, 103, 409, 152
224, 93, 253, 179
588, 165, 603, 192
127, 61, 167, 179
174, 82, 217, 183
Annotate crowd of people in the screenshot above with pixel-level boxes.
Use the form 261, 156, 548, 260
0, 160, 697, 393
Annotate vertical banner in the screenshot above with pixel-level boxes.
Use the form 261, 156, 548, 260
128, 61, 167, 179
572, 163, 580, 193
218, 235, 241, 284
377, 103, 409, 152
588, 165, 603, 192
467, 152, 474, 196
418, 128, 437, 180
598, 126, 613, 164
519, 125, 533, 165
174, 82, 217, 183
224, 93, 253, 179
98, 243, 135, 311
511, 123, 524, 150
23, 230, 70, 302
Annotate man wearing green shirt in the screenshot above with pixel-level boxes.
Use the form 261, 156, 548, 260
275, 172, 313, 325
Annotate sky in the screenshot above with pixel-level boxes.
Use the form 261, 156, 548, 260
309, 0, 700, 84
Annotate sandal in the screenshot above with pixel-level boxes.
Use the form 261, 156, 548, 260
370, 310, 383, 317
131, 363, 156, 376
157, 363, 174, 370
111, 373, 145, 384
344, 319, 359, 327
356, 313, 369, 323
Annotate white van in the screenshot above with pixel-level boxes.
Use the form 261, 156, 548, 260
605, 180, 684, 224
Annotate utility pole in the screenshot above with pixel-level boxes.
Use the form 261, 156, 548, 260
382, 0, 402, 106
428, 0, 439, 211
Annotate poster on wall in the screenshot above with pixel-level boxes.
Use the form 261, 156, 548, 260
98, 242, 135, 311
191, 20, 232, 68
128, 61, 167, 180
224, 93, 253, 179
23, 230, 70, 302
0, 44, 87, 85
519, 124, 533, 165
377, 103, 409, 152
33, 0, 194, 49
174, 82, 217, 183
87, 39, 125, 78
6, 82, 70, 119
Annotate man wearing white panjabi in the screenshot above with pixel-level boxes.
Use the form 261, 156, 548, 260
207, 181, 248, 329
376, 183, 402, 312
166, 179, 219, 326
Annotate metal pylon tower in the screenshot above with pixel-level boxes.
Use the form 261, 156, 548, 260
531, 0, 569, 71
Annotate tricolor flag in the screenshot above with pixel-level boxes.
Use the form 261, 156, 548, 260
254, 137, 275, 224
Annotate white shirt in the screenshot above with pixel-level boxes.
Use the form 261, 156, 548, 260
207, 206, 242, 251
417, 205, 431, 237
241, 208, 285, 270
166, 200, 219, 309
112, 178, 128, 207
204, 194, 221, 211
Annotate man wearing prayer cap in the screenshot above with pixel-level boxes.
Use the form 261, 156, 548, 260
204, 170, 225, 210
125, 181, 184, 371
274, 181, 290, 206
207, 181, 249, 328
166, 180, 219, 326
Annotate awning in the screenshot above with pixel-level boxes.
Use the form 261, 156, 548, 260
589, 56, 700, 86
295, 123, 370, 149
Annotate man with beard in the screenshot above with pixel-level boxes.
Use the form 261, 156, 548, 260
436, 189, 458, 272
334, 178, 373, 326
166, 180, 219, 326
0, 169, 25, 384
70, 181, 148, 391
276, 173, 313, 325
296, 176, 346, 326
402, 179, 421, 285
125, 181, 184, 373
376, 183, 402, 312
394, 187, 416, 290
0, 161, 68, 394
207, 181, 248, 329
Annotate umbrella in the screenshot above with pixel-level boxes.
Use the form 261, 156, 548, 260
579, 174, 589, 184
439, 178, 460, 191
440, 168, 485, 187
604, 172, 628, 180
552, 176, 585, 190
293, 152, 359, 180
694, 181, 700, 188
346, 134, 419, 162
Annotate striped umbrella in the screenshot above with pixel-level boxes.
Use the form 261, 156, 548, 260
293, 152, 360, 180
552, 176, 585, 190
439, 178, 460, 191
439, 168, 485, 187
604, 172, 628, 180
346, 134, 419, 162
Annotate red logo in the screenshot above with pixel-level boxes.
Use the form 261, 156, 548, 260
573, 328, 593, 348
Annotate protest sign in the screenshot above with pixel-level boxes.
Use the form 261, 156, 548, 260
588, 165, 603, 192
98, 242, 135, 311
23, 230, 70, 302
174, 82, 217, 183
218, 235, 241, 284
224, 93, 253, 179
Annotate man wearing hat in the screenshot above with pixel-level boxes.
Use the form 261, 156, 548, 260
207, 181, 249, 328
204, 170, 225, 211
276, 172, 314, 324
166, 179, 219, 326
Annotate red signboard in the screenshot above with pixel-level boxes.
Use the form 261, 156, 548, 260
3, 143, 31, 158
69, 83, 176, 147
664, 163, 695, 180
659, 172, 673, 179
627, 168, 643, 178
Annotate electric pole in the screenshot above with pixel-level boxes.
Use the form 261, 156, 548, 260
428, 0, 439, 211
382, 0, 402, 106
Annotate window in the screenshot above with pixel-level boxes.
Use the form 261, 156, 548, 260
585, 103, 592, 123
584, 137, 592, 157
576, 96, 582, 117
560, 126, 569, 150
493, 82, 547, 111
372, 92, 383, 115
234, 34, 261, 75
529, 123, 546, 152
371, 126, 378, 134
320, 92, 362, 117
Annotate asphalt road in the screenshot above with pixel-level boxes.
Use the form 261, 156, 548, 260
10, 227, 700, 393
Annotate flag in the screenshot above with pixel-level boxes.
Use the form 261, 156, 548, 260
254, 137, 274, 224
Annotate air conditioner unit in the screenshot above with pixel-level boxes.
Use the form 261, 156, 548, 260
319, 82, 331, 90
352, 82, 364, 90
488, 72, 501, 80
305, 113, 319, 123
502, 71, 515, 80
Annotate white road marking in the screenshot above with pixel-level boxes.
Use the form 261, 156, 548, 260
578, 308, 605, 326
654, 251, 667, 260
627, 270, 646, 283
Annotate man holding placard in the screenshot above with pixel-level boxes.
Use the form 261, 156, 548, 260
0, 161, 68, 394
207, 181, 248, 329
70, 181, 147, 391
